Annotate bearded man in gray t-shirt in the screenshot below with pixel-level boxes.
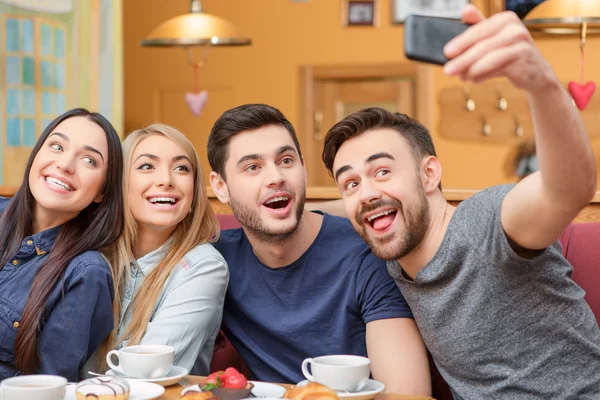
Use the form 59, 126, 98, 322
319, 5, 600, 400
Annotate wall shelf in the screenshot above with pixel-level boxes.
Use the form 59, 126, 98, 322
438, 79, 600, 144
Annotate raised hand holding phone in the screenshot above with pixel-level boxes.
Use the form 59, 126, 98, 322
435, 4, 596, 256
442, 4, 555, 92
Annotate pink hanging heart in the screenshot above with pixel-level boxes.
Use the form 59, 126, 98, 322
184, 90, 208, 117
568, 81, 596, 111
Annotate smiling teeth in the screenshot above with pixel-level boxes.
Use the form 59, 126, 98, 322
367, 209, 395, 222
45, 177, 73, 191
265, 196, 288, 204
149, 197, 176, 204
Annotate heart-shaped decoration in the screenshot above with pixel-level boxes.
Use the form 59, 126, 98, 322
184, 90, 208, 117
568, 81, 596, 111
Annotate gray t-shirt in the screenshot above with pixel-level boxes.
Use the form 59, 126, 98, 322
387, 184, 600, 399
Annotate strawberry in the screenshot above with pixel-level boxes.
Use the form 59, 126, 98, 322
221, 367, 247, 389
202, 371, 225, 390
221, 373, 247, 389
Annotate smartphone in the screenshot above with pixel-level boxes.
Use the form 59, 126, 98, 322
404, 14, 471, 66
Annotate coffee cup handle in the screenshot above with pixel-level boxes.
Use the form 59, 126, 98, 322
301, 358, 315, 382
106, 350, 125, 375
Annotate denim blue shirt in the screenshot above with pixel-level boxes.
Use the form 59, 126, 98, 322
0, 197, 114, 382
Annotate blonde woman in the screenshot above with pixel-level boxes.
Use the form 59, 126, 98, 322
98, 123, 228, 375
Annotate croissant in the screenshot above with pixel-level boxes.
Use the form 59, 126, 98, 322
284, 382, 339, 400
181, 390, 218, 400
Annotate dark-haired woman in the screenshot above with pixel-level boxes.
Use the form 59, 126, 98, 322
0, 108, 124, 381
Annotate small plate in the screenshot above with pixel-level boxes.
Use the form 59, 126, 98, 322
106, 365, 188, 387
295, 379, 385, 400
249, 381, 286, 398
65, 381, 165, 400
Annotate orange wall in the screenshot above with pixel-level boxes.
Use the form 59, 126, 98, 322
123, 0, 600, 190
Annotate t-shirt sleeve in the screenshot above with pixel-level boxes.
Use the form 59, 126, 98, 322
355, 250, 413, 323
459, 184, 552, 267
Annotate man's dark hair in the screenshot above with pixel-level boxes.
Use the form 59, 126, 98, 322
322, 107, 441, 190
207, 103, 303, 180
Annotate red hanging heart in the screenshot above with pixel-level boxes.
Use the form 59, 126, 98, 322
568, 81, 596, 110
184, 90, 208, 117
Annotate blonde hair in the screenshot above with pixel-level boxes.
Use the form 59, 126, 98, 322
98, 123, 219, 369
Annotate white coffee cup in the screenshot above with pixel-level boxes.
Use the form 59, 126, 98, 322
301, 355, 371, 392
106, 344, 174, 379
0, 374, 67, 400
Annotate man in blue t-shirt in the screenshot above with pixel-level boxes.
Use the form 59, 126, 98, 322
206, 103, 431, 395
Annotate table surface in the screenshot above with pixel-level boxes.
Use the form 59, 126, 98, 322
160, 376, 435, 400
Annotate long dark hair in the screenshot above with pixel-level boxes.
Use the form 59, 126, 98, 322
0, 108, 124, 374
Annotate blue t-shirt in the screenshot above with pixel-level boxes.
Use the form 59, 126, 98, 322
214, 212, 413, 384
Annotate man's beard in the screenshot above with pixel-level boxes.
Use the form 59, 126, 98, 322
355, 185, 430, 261
229, 187, 307, 245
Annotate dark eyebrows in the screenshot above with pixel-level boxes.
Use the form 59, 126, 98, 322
50, 132, 105, 163
276, 145, 297, 157
49, 132, 69, 141
173, 155, 192, 164
236, 145, 297, 167
134, 154, 192, 164
334, 152, 395, 182
366, 152, 395, 164
84, 146, 105, 163
237, 154, 262, 166
134, 153, 159, 163
334, 165, 352, 182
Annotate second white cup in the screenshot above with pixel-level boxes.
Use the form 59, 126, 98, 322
106, 344, 174, 379
301, 354, 371, 392
0, 374, 67, 400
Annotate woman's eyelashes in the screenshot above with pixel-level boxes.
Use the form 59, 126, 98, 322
49, 141, 98, 167
136, 162, 191, 173
50, 142, 63, 152
137, 162, 153, 171
82, 156, 97, 167
174, 164, 191, 173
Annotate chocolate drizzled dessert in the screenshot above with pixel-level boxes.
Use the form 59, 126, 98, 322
75, 377, 130, 400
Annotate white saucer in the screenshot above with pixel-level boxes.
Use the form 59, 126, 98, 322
65, 381, 165, 400
295, 379, 385, 400
106, 365, 188, 387
249, 381, 287, 398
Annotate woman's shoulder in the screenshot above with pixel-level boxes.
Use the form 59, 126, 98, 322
184, 242, 227, 263
62, 250, 113, 293
67, 250, 111, 277
174, 243, 228, 276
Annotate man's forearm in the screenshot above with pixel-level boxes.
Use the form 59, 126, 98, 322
528, 78, 597, 208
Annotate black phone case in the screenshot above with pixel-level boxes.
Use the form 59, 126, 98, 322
404, 14, 471, 66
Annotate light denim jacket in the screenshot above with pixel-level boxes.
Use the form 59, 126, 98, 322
117, 239, 228, 375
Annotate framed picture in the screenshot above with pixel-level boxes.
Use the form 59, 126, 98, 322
392, 0, 470, 24
343, 0, 378, 26
488, 0, 546, 18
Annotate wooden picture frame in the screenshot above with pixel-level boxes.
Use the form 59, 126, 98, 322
342, 0, 378, 27
488, 0, 546, 18
392, 0, 470, 24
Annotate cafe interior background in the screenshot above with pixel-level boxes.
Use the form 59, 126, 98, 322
1, 0, 599, 217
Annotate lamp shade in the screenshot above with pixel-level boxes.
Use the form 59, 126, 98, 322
141, 1, 251, 47
524, 0, 600, 35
